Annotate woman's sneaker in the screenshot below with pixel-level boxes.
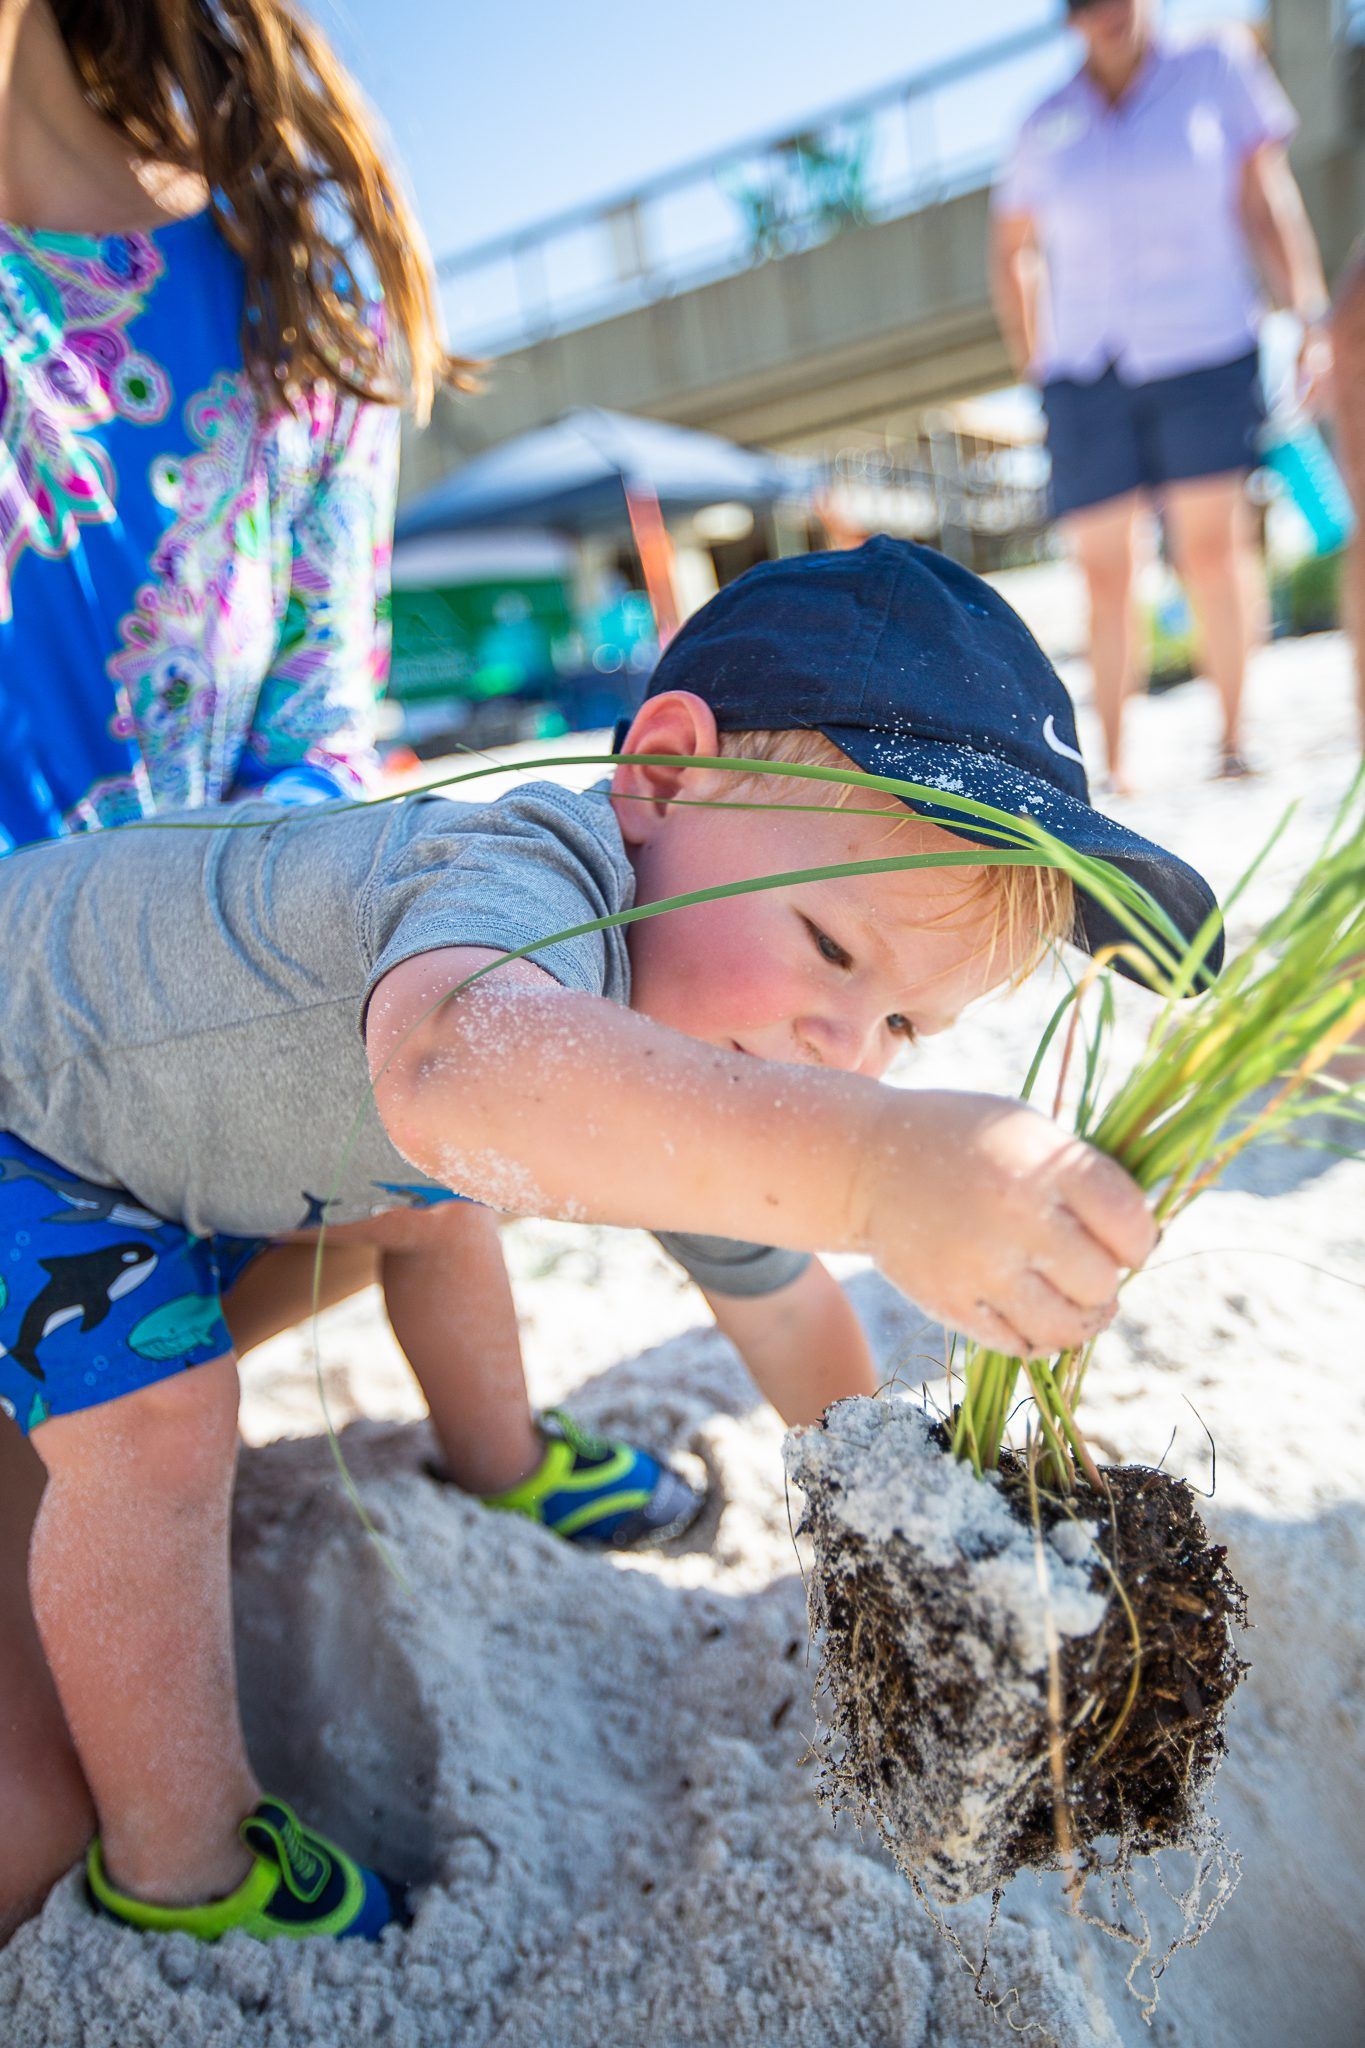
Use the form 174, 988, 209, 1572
87, 1797, 410, 1941
480, 1408, 705, 1548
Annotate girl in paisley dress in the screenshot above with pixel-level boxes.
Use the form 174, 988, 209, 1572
0, 0, 495, 1940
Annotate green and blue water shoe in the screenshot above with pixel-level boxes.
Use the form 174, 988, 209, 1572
481, 1408, 705, 1548
87, 1797, 410, 1941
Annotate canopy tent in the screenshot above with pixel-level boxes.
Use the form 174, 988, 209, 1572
394, 406, 809, 542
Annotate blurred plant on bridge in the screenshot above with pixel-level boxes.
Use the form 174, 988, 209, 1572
719, 120, 872, 263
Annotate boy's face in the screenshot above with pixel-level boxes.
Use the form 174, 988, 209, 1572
612, 696, 1034, 1079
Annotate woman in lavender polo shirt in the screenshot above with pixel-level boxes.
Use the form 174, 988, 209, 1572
991, 0, 1332, 787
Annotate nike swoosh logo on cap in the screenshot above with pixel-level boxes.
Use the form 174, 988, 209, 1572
1042, 715, 1086, 768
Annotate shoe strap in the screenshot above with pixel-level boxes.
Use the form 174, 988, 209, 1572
87, 1831, 278, 1939
540, 1406, 614, 1462
240, 1799, 330, 1905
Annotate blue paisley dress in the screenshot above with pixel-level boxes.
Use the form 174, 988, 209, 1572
0, 207, 397, 848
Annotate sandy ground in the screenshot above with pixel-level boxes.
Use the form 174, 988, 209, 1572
1, 611, 1362, 2047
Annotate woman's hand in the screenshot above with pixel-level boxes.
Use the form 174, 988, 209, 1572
1296, 318, 1335, 418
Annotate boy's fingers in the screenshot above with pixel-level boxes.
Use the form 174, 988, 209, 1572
1011, 1270, 1112, 1357
1057, 1150, 1157, 1270
1032, 1213, 1123, 1311
969, 1300, 1031, 1359
969, 1282, 1109, 1362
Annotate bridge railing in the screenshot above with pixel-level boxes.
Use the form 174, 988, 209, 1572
435, 21, 1068, 355
434, 4, 1275, 358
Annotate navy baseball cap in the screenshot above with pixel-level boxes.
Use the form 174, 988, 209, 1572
644, 536, 1222, 983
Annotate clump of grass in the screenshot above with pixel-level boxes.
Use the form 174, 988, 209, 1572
951, 773, 1365, 1489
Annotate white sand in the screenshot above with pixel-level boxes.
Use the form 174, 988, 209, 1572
2, 621, 1362, 2046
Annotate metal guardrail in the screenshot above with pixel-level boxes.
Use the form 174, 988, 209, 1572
435, 21, 1064, 355
434, 4, 1270, 358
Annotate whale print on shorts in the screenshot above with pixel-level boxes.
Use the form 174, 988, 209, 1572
0, 1243, 159, 1381
0, 1154, 166, 1230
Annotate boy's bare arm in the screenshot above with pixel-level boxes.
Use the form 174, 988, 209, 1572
704, 1258, 879, 1427
366, 948, 1156, 1360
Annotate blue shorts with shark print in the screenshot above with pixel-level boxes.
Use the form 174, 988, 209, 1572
0, 1131, 267, 1437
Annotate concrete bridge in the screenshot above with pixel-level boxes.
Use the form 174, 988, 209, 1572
401, 1, 1365, 499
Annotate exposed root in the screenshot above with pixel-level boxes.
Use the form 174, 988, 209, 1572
1064, 1809, 1241, 2023
786, 1398, 1249, 2027
901, 1816, 1239, 2035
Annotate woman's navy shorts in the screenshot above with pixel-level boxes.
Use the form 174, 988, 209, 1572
1042, 349, 1265, 519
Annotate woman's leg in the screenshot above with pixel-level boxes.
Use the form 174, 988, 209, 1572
0, 1419, 95, 1942
27, 1357, 260, 1905
1064, 491, 1143, 788
1162, 472, 1260, 769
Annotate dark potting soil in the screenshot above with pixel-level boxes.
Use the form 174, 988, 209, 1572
999, 1454, 1248, 1871
805, 1423, 1247, 1891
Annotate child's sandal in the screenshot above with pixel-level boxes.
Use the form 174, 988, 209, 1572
433, 1408, 707, 1548
87, 1797, 410, 1941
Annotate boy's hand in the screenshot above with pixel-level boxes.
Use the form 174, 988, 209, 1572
859, 1092, 1156, 1360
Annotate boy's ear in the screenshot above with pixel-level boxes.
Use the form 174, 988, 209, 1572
611, 690, 725, 844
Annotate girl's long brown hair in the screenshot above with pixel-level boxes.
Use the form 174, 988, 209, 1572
51, 0, 474, 422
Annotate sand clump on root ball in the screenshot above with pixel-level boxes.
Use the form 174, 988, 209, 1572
785, 1397, 1247, 1908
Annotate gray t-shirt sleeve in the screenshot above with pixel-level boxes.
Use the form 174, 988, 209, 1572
654, 1231, 812, 1299
355, 783, 809, 1292
358, 781, 635, 1013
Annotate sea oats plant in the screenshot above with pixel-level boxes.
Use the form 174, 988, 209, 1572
950, 770, 1365, 1490
780, 767, 1361, 2016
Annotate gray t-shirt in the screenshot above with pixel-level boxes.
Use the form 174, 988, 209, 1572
0, 783, 808, 1298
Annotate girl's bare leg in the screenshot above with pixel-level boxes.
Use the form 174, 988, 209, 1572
28, 1356, 260, 1905
0, 1419, 95, 1941
1065, 491, 1143, 789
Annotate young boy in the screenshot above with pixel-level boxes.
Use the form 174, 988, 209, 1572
0, 539, 1219, 1946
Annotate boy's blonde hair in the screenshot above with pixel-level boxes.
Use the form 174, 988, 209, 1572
716, 727, 1075, 987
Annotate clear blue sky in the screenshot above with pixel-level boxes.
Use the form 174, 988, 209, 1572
316, 0, 1257, 264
